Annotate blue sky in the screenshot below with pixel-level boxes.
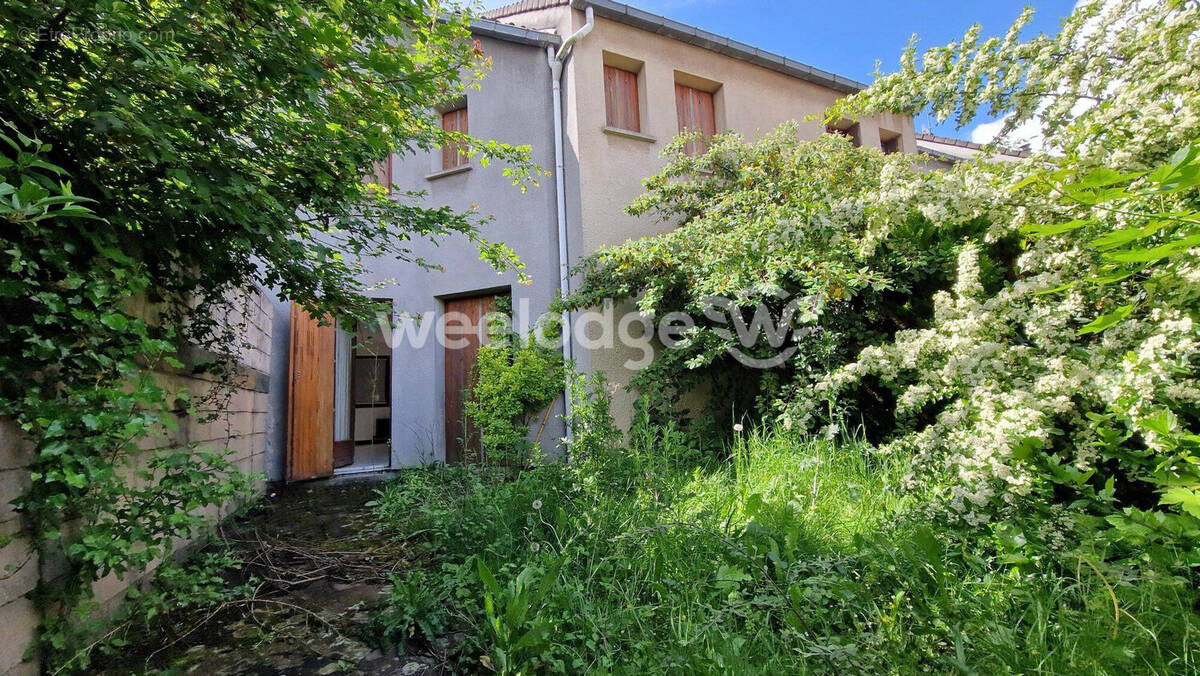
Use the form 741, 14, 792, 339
479, 0, 1078, 140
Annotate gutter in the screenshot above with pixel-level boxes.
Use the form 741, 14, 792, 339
547, 5, 594, 446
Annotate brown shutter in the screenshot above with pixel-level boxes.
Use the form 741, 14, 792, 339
675, 84, 715, 155
287, 303, 335, 482
604, 65, 640, 132
441, 107, 468, 169
369, 155, 391, 190
443, 293, 501, 464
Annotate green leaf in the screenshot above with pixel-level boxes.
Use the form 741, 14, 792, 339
1077, 168, 1144, 188
100, 313, 130, 331
1078, 304, 1134, 335
1089, 221, 1168, 251
1104, 233, 1200, 263
1161, 487, 1200, 520
1021, 219, 1091, 237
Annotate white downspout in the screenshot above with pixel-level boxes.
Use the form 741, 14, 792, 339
548, 6, 593, 445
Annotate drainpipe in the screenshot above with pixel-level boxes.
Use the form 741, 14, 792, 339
547, 5, 593, 446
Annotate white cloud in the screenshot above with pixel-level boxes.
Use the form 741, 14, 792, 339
969, 114, 1046, 152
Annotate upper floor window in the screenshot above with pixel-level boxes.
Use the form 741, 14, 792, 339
441, 106, 469, 169
366, 155, 391, 191
674, 83, 716, 154
826, 121, 861, 147
604, 65, 641, 132
880, 129, 902, 154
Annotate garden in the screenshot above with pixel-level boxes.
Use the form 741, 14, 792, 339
2, 0, 1200, 673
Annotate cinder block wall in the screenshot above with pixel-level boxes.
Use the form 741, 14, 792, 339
0, 289, 273, 675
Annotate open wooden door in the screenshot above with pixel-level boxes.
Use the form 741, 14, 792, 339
443, 293, 502, 464
287, 302, 335, 481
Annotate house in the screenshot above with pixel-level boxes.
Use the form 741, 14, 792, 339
266, 0, 918, 481
915, 132, 1031, 170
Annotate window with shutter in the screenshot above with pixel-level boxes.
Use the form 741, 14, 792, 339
441, 107, 469, 169
674, 84, 716, 155
603, 65, 640, 132
368, 155, 391, 191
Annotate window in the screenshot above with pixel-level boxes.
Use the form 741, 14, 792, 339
826, 121, 861, 147
366, 155, 391, 191
880, 129, 902, 154
675, 84, 716, 155
441, 106, 468, 169
603, 65, 640, 132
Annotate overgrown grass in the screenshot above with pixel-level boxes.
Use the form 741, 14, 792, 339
370, 425, 1200, 674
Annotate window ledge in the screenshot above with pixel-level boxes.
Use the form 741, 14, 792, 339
425, 165, 472, 181
601, 126, 656, 143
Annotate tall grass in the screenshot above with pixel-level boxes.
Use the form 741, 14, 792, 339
369, 427, 1200, 674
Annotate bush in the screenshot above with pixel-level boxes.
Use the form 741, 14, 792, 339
369, 415, 1200, 672
464, 299, 566, 468
563, 127, 980, 438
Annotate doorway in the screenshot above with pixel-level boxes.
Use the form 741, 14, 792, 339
443, 291, 507, 464
334, 315, 393, 475
286, 303, 393, 482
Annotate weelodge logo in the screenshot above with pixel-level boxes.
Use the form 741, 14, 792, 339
701, 287, 822, 369
367, 289, 821, 371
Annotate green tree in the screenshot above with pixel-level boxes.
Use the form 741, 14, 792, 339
563, 128, 978, 438
0, 0, 536, 665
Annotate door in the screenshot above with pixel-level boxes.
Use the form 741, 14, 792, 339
443, 293, 502, 463
287, 302, 335, 481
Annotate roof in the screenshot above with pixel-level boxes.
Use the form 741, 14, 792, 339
469, 16, 561, 47
484, 0, 866, 94
483, 0, 568, 19
915, 132, 1030, 163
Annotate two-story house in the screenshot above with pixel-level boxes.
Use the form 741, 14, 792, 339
267, 0, 917, 481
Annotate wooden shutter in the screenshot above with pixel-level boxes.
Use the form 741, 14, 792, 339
603, 65, 640, 132
675, 84, 716, 154
287, 303, 335, 482
364, 155, 391, 191
443, 293, 502, 464
441, 107, 468, 169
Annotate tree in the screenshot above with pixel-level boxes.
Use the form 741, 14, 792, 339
1, 0, 534, 322
0, 0, 536, 664
562, 128, 976, 439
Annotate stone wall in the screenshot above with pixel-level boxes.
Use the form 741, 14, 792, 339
0, 289, 273, 675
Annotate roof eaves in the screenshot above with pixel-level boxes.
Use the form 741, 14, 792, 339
569, 0, 866, 94
914, 142, 964, 163
481, 0, 569, 20
915, 132, 1030, 159
470, 17, 562, 47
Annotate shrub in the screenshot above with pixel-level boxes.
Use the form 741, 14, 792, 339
465, 299, 566, 468
795, 0, 1200, 558
563, 128, 980, 438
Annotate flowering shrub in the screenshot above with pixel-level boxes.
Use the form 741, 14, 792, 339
564, 129, 977, 435
570, 0, 1200, 557
791, 0, 1200, 553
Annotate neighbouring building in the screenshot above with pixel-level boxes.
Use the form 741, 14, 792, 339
267, 0, 919, 481
915, 131, 1031, 170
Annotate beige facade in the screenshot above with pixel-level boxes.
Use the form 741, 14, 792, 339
488, 0, 917, 427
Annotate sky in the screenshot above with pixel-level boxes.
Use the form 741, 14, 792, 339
478, 0, 1079, 141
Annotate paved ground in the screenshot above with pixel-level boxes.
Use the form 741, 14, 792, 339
96, 473, 461, 675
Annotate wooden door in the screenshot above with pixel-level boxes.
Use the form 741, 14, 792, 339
287, 303, 335, 481
443, 293, 500, 463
